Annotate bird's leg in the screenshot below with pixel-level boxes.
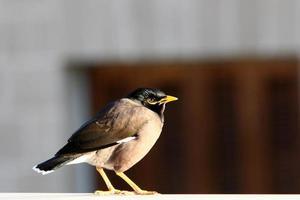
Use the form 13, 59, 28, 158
115, 171, 158, 195
94, 167, 122, 195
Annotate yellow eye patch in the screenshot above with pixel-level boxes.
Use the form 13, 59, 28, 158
147, 99, 158, 105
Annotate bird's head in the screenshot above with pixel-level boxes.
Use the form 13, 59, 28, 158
127, 88, 178, 117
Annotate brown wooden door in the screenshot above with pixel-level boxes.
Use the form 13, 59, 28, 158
86, 57, 300, 193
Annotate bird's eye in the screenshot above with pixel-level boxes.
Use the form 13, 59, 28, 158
147, 98, 157, 105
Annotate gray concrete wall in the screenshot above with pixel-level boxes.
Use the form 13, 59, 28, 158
0, 0, 299, 192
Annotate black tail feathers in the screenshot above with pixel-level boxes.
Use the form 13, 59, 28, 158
33, 155, 75, 175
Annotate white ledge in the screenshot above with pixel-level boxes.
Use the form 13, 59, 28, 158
1, 193, 300, 200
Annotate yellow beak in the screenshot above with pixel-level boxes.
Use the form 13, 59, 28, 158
159, 95, 178, 104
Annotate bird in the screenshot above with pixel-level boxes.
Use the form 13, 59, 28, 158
33, 88, 178, 195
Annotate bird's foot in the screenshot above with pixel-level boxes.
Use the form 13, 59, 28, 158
134, 190, 159, 195
94, 189, 159, 195
94, 189, 121, 195
94, 189, 136, 195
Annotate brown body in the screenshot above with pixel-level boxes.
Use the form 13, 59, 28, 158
72, 99, 163, 172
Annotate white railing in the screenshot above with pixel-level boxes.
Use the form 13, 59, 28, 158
0, 194, 300, 200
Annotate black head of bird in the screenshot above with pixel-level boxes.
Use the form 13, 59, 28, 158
128, 88, 178, 119
33, 88, 178, 195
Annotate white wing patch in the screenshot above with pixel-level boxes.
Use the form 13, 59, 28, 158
116, 136, 136, 144
64, 137, 136, 166
66, 152, 95, 165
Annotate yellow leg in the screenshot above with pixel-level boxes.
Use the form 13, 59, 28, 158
115, 171, 158, 195
97, 168, 116, 191
94, 167, 121, 195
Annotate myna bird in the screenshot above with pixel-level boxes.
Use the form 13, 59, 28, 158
33, 88, 178, 195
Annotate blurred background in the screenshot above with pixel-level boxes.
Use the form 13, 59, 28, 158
0, 0, 300, 194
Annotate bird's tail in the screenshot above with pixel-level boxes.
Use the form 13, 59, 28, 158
33, 155, 76, 175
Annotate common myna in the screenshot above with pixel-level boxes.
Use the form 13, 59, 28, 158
33, 88, 178, 195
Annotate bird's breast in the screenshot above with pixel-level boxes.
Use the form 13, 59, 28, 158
107, 117, 163, 172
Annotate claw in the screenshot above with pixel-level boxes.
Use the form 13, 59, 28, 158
94, 189, 159, 195
94, 189, 121, 195
134, 190, 159, 195
94, 189, 137, 195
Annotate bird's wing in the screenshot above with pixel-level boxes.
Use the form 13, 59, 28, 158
56, 99, 149, 155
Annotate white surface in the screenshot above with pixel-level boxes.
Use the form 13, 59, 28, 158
0, 194, 300, 200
